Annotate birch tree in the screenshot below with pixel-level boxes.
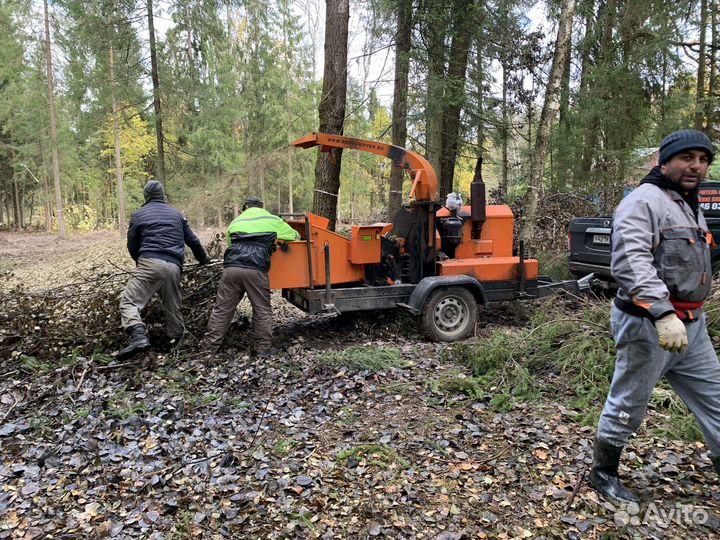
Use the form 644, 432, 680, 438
523, 0, 576, 244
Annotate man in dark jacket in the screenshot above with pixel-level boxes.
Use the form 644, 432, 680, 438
589, 129, 720, 504
117, 180, 209, 360
200, 196, 299, 356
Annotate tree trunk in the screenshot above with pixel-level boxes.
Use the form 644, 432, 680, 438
696, 0, 708, 131
578, 2, 594, 94
389, 0, 412, 215
260, 167, 266, 204
147, 0, 166, 185
313, 0, 349, 231
499, 59, 509, 197
288, 146, 294, 213
281, 7, 294, 214
425, 8, 446, 197
472, 40, 485, 160
44, 0, 66, 238
38, 137, 52, 232
578, 0, 614, 182
29, 189, 36, 229
439, 0, 474, 198
661, 50, 668, 128
13, 174, 22, 230
523, 0, 576, 244
711, 0, 718, 133
109, 45, 127, 233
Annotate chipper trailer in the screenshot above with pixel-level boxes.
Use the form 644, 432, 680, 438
263, 133, 584, 342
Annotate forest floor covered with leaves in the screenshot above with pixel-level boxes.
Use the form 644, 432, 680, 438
1, 230, 719, 540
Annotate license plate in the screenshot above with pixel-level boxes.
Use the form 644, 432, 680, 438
593, 234, 610, 245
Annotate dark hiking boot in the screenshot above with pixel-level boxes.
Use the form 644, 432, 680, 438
117, 324, 151, 361
255, 347, 277, 359
712, 455, 720, 476
588, 437, 639, 504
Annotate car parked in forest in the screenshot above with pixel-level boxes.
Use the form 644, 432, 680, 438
568, 181, 720, 283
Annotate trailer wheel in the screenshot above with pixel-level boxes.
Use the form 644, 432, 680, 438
420, 287, 478, 342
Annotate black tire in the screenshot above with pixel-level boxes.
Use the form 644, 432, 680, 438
420, 286, 478, 342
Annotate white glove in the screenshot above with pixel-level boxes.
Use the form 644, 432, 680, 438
655, 313, 688, 353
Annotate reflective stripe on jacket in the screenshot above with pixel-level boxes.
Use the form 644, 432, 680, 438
223, 208, 300, 272
612, 183, 712, 320
226, 207, 300, 243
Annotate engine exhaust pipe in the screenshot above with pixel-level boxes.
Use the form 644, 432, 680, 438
471, 157, 486, 240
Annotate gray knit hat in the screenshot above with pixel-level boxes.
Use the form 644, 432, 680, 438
659, 129, 715, 165
143, 180, 166, 203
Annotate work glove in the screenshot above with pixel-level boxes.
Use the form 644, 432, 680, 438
654, 313, 688, 353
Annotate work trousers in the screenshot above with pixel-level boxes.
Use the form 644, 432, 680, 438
119, 258, 183, 337
597, 305, 720, 456
202, 267, 272, 352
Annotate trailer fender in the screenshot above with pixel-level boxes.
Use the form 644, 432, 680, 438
398, 275, 487, 315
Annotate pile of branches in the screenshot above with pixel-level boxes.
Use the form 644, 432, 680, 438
0, 263, 223, 365
511, 192, 601, 253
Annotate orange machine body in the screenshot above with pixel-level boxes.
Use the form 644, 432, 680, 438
267, 132, 538, 290
268, 214, 383, 289
435, 205, 539, 281
268, 208, 538, 289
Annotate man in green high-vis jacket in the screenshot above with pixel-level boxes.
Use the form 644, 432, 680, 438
200, 197, 300, 356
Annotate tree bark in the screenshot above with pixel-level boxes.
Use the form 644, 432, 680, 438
260, 167, 266, 204
439, 0, 474, 199
473, 39, 485, 160
710, 0, 718, 133
44, 0, 66, 238
147, 0, 166, 185
389, 0, 412, 215
578, 0, 614, 182
499, 59, 509, 197
523, 0, 576, 244
287, 146, 294, 213
313, 0, 349, 231
38, 137, 52, 232
13, 173, 22, 230
109, 44, 127, 233
697, 0, 708, 131
424, 4, 446, 197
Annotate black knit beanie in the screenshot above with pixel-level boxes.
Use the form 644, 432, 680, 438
143, 180, 166, 203
658, 129, 715, 165
243, 196, 264, 210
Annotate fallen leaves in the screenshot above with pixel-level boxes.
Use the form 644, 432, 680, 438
1, 234, 719, 539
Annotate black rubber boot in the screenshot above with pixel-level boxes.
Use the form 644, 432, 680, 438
117, 324, 151, 361
712, 455, 720, 476
588, 437, 639, 504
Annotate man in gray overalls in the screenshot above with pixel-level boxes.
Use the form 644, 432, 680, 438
590, 129, 720, 503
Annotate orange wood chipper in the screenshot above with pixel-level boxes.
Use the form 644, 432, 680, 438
265, 133, 584, 341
